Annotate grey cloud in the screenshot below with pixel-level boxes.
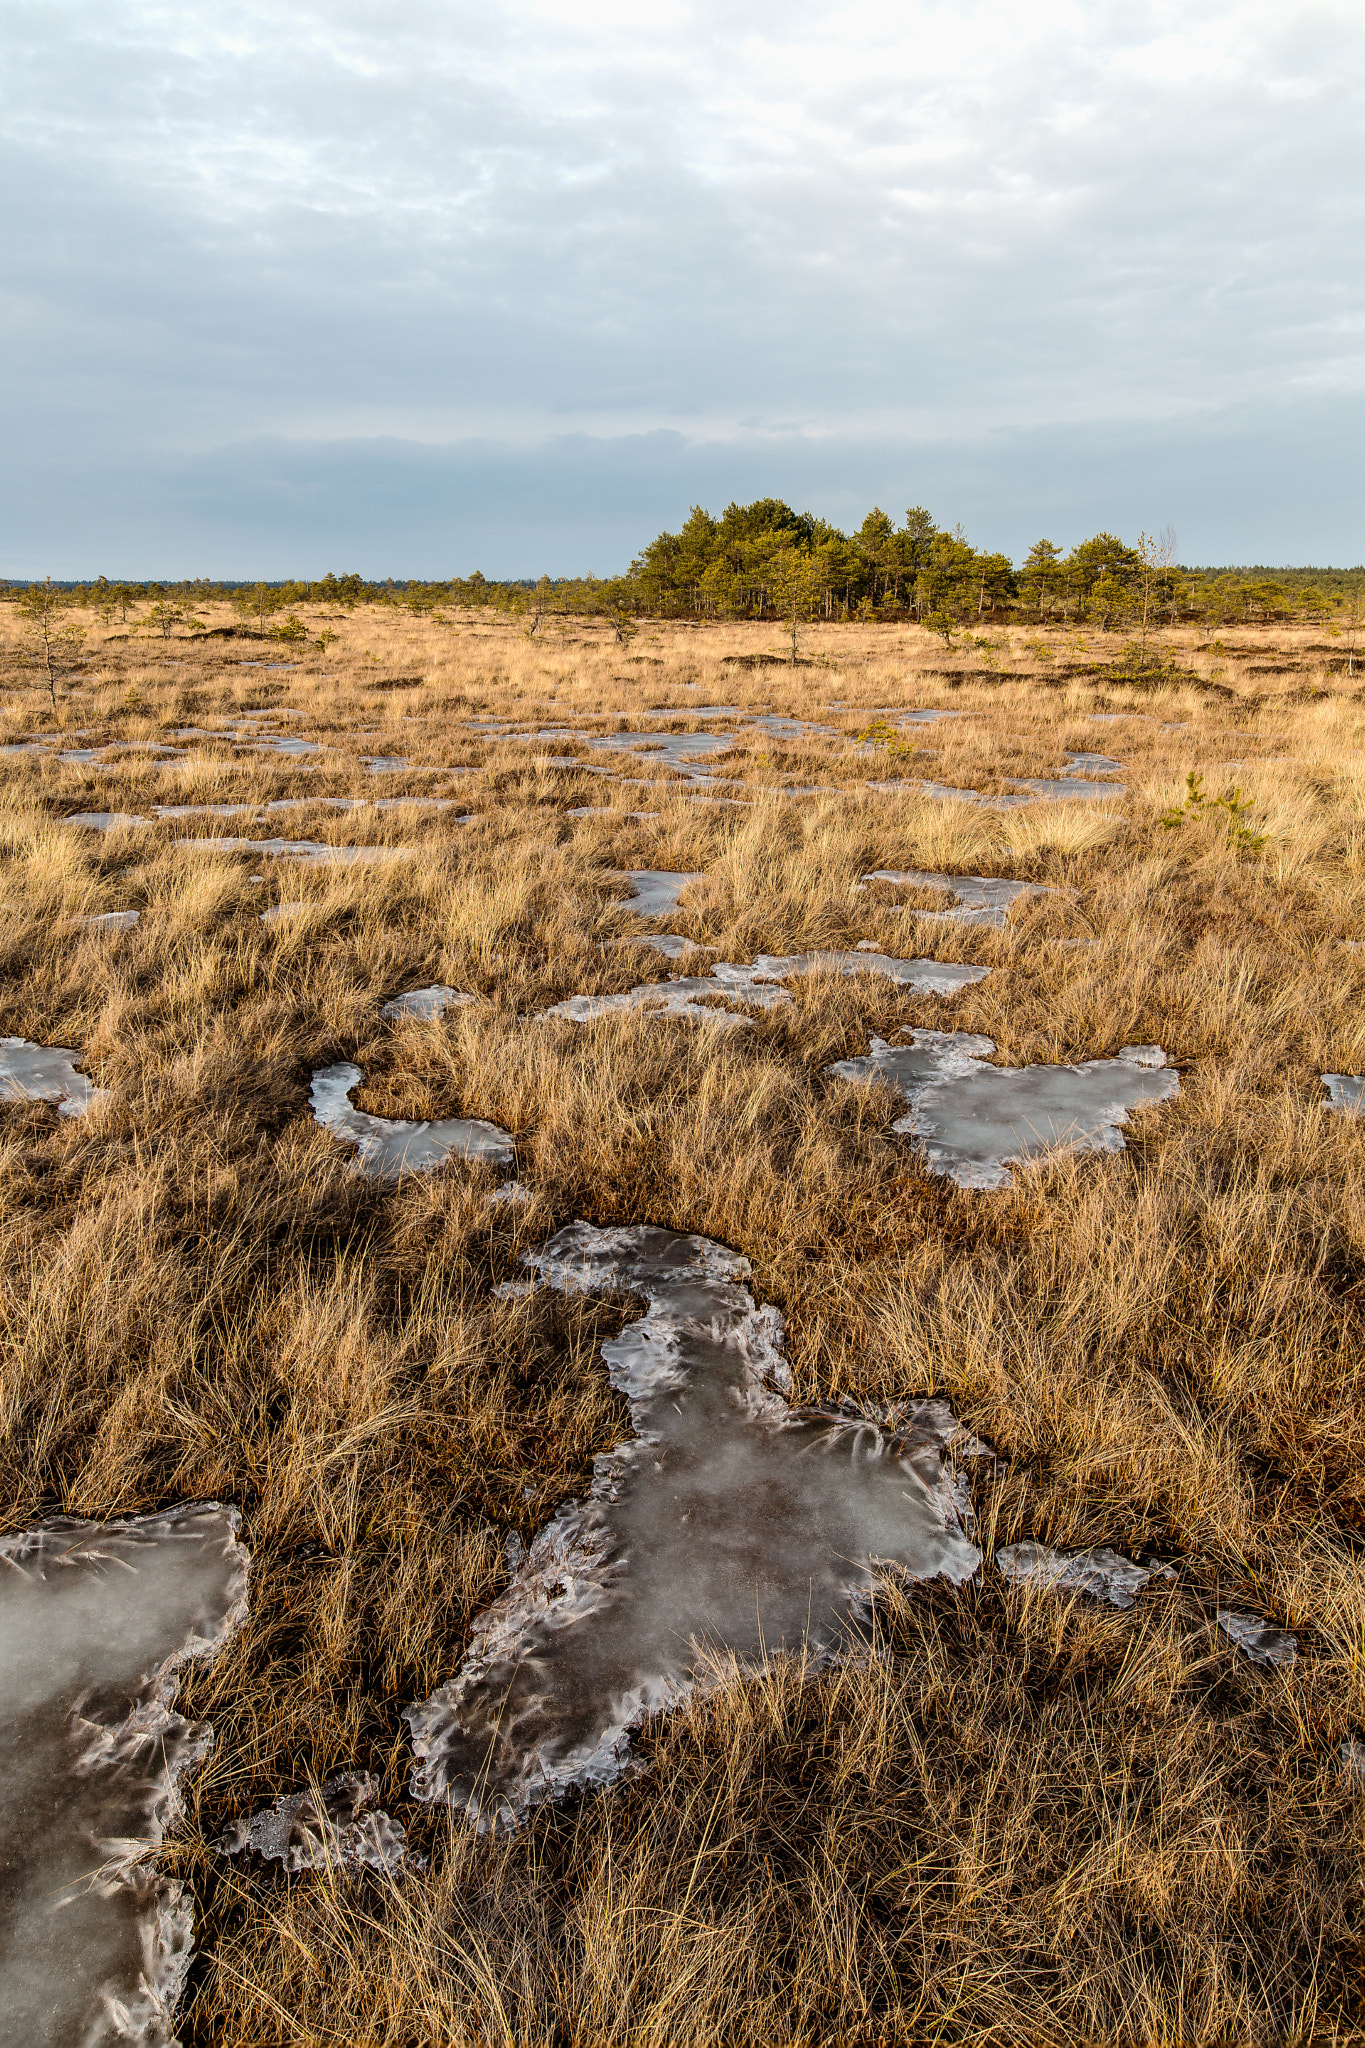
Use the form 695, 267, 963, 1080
0, 0, 1360, 570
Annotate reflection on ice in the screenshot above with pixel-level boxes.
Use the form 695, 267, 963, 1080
1323, 1074, 1364, 1116
861, 868, 1051, 929
404, 1223, 981, 1829
996, 1542, 1174, 1609
380, 986, 475, 1021
310, 1062, 514, 1179
0, 1038, 106, 1116
827, 1031, 1178, 1188
0, 1505, 248, 2048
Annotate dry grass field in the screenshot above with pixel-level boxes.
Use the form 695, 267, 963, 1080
2, 598, 1364, 2044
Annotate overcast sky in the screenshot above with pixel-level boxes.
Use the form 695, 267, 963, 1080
2, 0, 1361, 574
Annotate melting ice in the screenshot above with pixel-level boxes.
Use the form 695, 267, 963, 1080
827, 1031, 1178, 1187
0, 1505, 248, 2048
404, 1224, 981, 1829
310, 1062, 514, 1178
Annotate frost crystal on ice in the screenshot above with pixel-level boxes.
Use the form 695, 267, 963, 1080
0, 1505, 248, 2048
310, 1062, 514, 1179
826, 1030, 1179, 1188
405, 1224, 982, 1830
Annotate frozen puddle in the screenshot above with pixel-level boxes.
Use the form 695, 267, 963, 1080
996, 1542, 1173, 1609
217, 1771, 408, 1874
380, 986, 475, 1021
827, 1033, 1178, 1188
1217, 1611, 1297, 1668
862, 869, 1051, 929
404, 1224, 981, 1829
1323, 1074, 1364, 1116
310, 1063, 514, 1179
0, 1505, 248, 2048
0, 1038, 106, 1116
62, 812, 150, 831
176, 836, 410, 866
541, 952, 990, 1029
613, 870, 704, 918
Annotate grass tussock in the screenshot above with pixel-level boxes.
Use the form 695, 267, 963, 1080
0, 603, 1363, 2042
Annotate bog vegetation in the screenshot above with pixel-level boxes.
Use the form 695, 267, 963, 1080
0, 567, 1363, 2045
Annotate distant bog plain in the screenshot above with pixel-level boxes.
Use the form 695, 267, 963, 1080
1, 595, 1364, 2046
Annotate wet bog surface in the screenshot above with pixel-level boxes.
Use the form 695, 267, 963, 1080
0, 1506, 248, 2048
310, 1062, 514, 1178
404, 1224, 981, 1829
827, 1031, 1179, 1187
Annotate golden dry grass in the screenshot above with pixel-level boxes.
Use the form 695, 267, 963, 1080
1, 600, 1363, 2043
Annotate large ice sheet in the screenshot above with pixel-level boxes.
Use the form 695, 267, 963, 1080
860, 869, 1052, 929
0, 1038, 107, 1117
0, 1505, 248, 2048
827, 1031, 1178, 1188
405, 1224, 981, 1829
310, 1061, 514, 1178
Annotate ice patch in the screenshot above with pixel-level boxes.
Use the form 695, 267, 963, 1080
0, 1038, 106, 1116
0, 1505, 248, 2048
861, 869, 1052, 930
310, 1061, 514, 1179
826, 1031, 1179, 1187
1011, 776, 1124, 802
995, 1542, 1175, 1610
1217, 1611, 1297, 1668
380, 986, 475, 1022
613, 870, 704, 918
77, 910, 140, 932
176, 836, 410, 866
217, 1771, 409, 1874
62, 812, 149, 831
1062, 753, 1125, 774
1322, 1074, 1364, 1116
541, 951, 988, 1028
404, 1223, 981, 1830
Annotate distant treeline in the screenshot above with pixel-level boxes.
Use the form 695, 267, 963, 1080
6, 503, 1363, 631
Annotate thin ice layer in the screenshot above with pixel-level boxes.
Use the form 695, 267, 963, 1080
612, 870, 704, 917
1322, 1074, 1364, 1116
217, 1771, 408, 1874
995, 1542, 1174, 1610
827, 1031, 1179, 1188
861, 869, 1051, 929
380, 986, 475, 1021
0, 1038, 106, 1116
539, 950, 987, 1027
404, 1224, 981, 1830
310, 1061, 514, 1178
0, 1505, 248, 2048
1217, 1610, 1297, 1667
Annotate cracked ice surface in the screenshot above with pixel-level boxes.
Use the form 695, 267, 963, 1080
1217, 1611, 1297, 1667
540, 952, 989, 1028
0, 1038, 106, 1116
1323, 1074, 1364, 1116
861, 869, 1052, 929
217, 1771, 409, 1874
380, 986, 475, 1021
995, 1542, 1174, 1609
826, 1032, 1178, 1188
0, 1505, 248, 2048
310, 1062, 514, 1179
404, 1224, 981, 1829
